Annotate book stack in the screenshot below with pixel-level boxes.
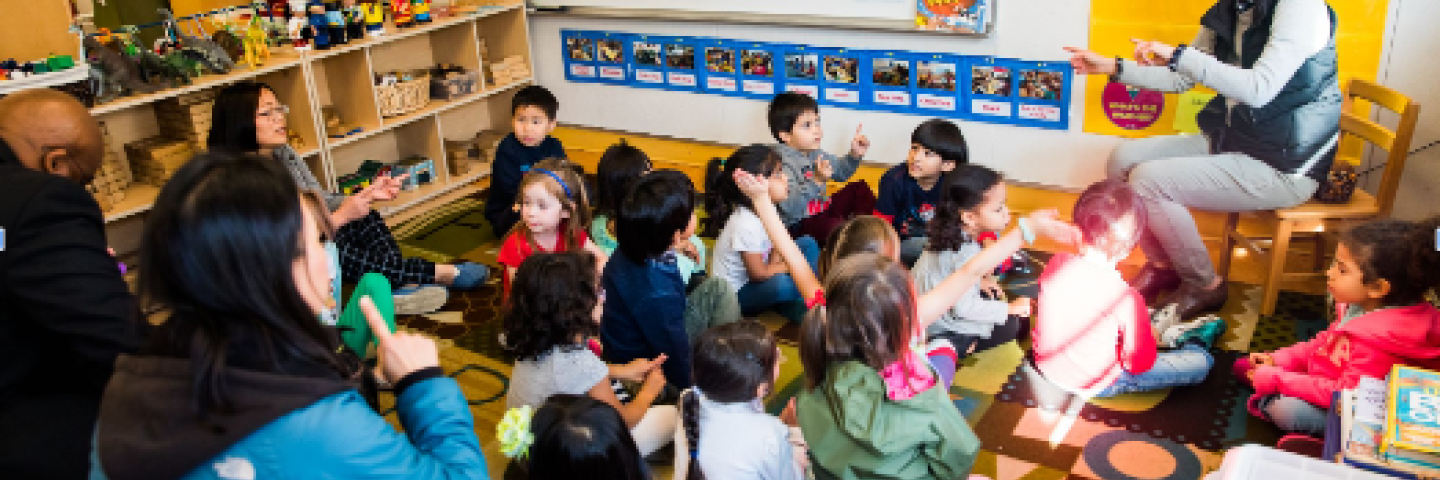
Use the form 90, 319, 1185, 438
154, 90, 216, 149
1333, 365, 1440, 479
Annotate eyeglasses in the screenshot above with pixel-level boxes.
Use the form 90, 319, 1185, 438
257, 104, 290, 120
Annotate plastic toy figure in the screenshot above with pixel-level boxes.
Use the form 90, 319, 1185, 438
343, 0, 366, 41
412, 0, 432, 24
324, 2, 348, 45
392, 0, 414, 29
307, 2, 330, 50
288, 7, 311, 50
360, 0, 386, 38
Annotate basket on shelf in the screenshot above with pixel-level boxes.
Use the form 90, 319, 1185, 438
376, 72, 432, 117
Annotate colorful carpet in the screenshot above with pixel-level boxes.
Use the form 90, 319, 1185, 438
376, 223, 1333, 479
393, 198, 495, 264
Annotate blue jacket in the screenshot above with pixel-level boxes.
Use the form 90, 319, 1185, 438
483, 133, 566, 236
91, 355, 489, 480
600, 252, 692, 388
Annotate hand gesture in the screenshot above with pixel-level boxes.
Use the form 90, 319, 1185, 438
336, 190, 375, 226
980, 277, 1004, 299
1131, 39, 1176, 67
360, 296, 440, 384
849, 124, 870, 158
639, 361, 668, 396
1249, 352, 1274, 367
675, 239, 700, 262
617, 354, 667, 383
779, 398, 799, 427
1063, 47, 1118, 76
734, 169, 771, 203
815, 158, 834, 184
1008, 297, 1033, 317
1025, 209, 1082, 246
366, 173, 410, 202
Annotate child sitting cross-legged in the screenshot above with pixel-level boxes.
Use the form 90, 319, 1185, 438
875, 118, 968, 267
1031, 180, 1226, 398
1237, 216, 1440, 436
496, 158, 606, 297
767, 92, 876, 242
484, 85, 567, 239
502, 252, 676, 457
591, 140, 708, 285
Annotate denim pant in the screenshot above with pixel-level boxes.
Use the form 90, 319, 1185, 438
1108, 134, 1319, 286
738, 236, 821, 323
1095, 343, 1214, 397
684, 276, 741, 342
1254, 394, 1328, 435
900, 236, 928, 269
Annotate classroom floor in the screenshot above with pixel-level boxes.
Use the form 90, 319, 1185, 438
369, 126, 1349, 478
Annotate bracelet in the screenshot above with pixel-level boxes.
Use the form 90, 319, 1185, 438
1017, 218, 1036, 245
1112, 56, 1125, 79
1168, 44, 1188, 72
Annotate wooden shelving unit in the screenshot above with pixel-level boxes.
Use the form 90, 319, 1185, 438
80, 4, 533, 234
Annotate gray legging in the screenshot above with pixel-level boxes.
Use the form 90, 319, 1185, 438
1108, 134, 1319, 286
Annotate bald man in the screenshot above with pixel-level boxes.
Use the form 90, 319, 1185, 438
0, 90, 143, 479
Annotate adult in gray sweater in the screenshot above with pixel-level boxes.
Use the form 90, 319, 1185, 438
1066, 0, 1340, 320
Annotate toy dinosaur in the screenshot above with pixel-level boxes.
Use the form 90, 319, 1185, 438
175, 14, 236, 74
83, 36, 162, 95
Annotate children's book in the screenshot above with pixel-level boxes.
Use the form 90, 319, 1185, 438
916, 0, 991, 34
1383, 365, 1440, 470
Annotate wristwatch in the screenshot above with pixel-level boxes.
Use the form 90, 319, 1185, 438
1111, 56, 1125, 82
1168, 44, 1188, 72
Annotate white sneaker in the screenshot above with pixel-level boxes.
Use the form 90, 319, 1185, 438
1160, 315, 1224, 348
1151, 303, 1181, 337
393, 285, 449, 315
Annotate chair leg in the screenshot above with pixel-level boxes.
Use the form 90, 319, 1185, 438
1311, 231, 1328, 273
1217, 213, 1239, 279
1262, 220, 1295, 316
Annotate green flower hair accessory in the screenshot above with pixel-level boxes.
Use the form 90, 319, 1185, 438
498, 405, 536, 460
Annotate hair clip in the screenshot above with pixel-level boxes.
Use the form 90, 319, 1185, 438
531, 168, 571, 199
805, 289, 826, 309
497, 405, 535, 460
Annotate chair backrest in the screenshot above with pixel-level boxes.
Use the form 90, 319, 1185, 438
1340, 78, 1421, 218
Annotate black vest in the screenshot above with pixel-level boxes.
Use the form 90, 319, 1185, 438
1195, 0, 1342, 183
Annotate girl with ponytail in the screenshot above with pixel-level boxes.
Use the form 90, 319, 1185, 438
673, 321, 805, 480
1237, 216, 1440, 436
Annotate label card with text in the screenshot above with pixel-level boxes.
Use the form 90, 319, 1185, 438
658, 35, 700, 92
629, 34, 667, 89
1010, 60, 1072, 130
561, 30, 600, 83
913, 53, 962, 116
780, 44, 823, 101
593, 31, 630, 85
963, 56, 1016, 124
698, 38, 741, 96
865, 50, 915, 113
735, 40, 781, 99
819, 48, 864, 107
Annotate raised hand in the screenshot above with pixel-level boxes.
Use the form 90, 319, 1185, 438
1063, 47, 1118, 76
367, 173, 410, 202
361, 296, 440, 384
849, 124, 870, 158
734, 169, 771, 202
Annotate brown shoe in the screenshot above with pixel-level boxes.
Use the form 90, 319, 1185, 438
1171, 280, 1229, 321
1131, 264, 1181, 304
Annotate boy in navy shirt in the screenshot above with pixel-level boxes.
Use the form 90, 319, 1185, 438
484, 85, 567, 238
875, 119, 968, 267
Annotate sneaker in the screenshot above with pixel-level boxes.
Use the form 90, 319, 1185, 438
1160, 315, 1227, 349
1151, 303, 1181, 334
449, 262, 489, 290
393, 285, 448, 315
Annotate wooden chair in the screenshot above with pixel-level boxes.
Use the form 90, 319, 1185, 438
1217, 78, 1420, 315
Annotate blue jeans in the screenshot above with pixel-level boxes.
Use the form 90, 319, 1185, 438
1095, 343, 1214, 397
1256, 395, 1328, 435
737, 236, 821, 323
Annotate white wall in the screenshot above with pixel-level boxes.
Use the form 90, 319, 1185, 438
1372, 0, 1440, 220
529, 0, 1120, 190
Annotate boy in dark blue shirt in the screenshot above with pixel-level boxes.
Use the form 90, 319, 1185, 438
875, 119, 968, 267
484, 85, 567, 238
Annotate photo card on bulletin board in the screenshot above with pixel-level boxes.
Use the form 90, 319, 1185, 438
562, 29, 599, 83
780, 44, 823, 100
819, 47, 864, 107
965, 56, 1016, 123
1012, 60, 1072, 130
734, 40, 781, 99
659, 36, 701, 91
912, 52, 963, 117
628, 33, 667, 89
593, 31, 630, 85
866, 50, 915, 113
698, 37, 740, 96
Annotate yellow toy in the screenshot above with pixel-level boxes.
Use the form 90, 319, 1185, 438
242, 14, 272, 68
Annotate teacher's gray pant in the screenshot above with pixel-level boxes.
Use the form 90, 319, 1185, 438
1108, 134, 1318, 286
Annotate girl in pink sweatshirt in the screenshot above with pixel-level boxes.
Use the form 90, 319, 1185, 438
1236, 217, 1440, 435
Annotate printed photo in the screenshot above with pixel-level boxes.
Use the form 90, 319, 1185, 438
1020, 69, 1065, 101
597, 39, 624, 63
566, 37, 594, 62
706, 47, 736, 74
742, 49, 774, 76
824, 55, 859, 84
785, 53, 819, 80
917, 61, 957, 91
665, 44, 695, 69
872, 58, 911, 87
971, 65, 1011, 96
633, 42, 662, 66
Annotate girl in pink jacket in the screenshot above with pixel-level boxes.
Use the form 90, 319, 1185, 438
1236, 217, 1440, 435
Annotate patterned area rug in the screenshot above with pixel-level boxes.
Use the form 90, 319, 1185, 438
377, 219, 1333, 479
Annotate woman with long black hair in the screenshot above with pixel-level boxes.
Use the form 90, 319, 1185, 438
88, 151, 489, 479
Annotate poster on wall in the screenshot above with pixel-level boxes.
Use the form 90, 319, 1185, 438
781, 44, 822, 99
915, 0, 991, 34
735, 41, 781, 99
593, 31, 630, 85
966, 56, 1015, 122
561, 30, 599, 83
699, 38, 740, 95
1013, 61, 1072, 130
628, 34, 667, 89
866, 50, 915, 113
660, 36, 700, 91
912, 52, 962, 116
819, 48, 864, 107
